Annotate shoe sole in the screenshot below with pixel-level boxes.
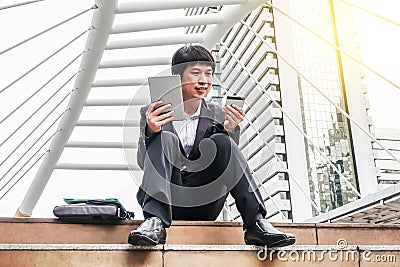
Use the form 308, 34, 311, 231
246, 236, 296, 247
128, 233, 166, 246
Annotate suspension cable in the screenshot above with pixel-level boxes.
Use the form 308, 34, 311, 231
224, 144, 289, 220
0, 148, 49, 200
0, 107, 68, 183
0, 0, 46, 11
1, 52, 82, 124
217, 58, 323, 212
220, 40, 360, 201
251, 159, 288, 220
0, 70, 78, 147
223, 82, 322, 213
0, 6, 94, 56
0, 29, 88, 95
240, 18, 400, 173
266, 3, 400, 92
0, 96, 67, 167
336, 0, 400, 28
0, 151, 48, 200
1, 53, 82, 125
222, 35, 360, 198
0, 128, 59, 193
235, 89, 323, 213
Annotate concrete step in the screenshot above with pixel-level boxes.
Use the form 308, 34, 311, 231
0, 244, 398, 267
0, 218, 399, 246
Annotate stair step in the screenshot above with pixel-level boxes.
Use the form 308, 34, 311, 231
1, 218, 399, 246
1, 244, 398, 267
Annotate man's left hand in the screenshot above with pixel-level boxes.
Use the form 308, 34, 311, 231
223, 104, 245, 132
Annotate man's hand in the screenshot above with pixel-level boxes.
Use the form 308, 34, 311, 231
223, 104, 244, 132
146, 101, 174, 135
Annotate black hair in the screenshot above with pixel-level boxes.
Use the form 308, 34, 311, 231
171, 45, 215, 77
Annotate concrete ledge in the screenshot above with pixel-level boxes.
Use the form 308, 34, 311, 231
1, 217, 399, 246
1, 244, 399, 251
1, 244, 398, 267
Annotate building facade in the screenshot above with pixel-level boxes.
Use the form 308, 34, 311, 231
186, 0, 379, 222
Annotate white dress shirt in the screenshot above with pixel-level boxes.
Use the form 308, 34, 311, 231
172, 105, 201, 156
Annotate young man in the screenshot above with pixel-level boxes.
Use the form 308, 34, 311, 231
128, 45, 295, 247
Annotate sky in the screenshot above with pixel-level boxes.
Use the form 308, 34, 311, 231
351, 0, 400, 129
0, 0, 399, 218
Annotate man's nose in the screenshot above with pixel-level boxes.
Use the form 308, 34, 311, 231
198, 73, 209, 83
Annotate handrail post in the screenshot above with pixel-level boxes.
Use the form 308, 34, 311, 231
16, 0, 118, 217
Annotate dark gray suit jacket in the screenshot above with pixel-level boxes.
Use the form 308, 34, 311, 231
137, 99, 240, 170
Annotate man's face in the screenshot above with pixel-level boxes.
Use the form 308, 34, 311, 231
181, 63, 213, 102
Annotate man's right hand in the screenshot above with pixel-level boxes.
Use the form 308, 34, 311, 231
146, 101, 174, 135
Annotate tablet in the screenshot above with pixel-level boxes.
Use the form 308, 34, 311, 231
225, 95, 245, 108
148, 75, 185, 121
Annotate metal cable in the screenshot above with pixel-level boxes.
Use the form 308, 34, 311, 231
0, 150, 48, 200
0, 0, 46, 11
336, 0, 400, 28
0, 6, 94, 56
0, 88, 72, 167
0, 129, 59, 194
251, 159, 288, 220
1, 52, 82, 124
0, 29, 88, 95
242, 14, 400, 167
222, 37, 360, 198
238, 21, 387, 195
220, 40, 355, 208
266, 3, 400, 92
221, 76, 323, 213
0, 108, 67, 182
0, 70, 77, 147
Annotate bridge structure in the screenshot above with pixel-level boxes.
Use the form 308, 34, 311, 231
0, 1, 399, 265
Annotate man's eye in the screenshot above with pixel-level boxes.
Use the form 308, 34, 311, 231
191, 72, 199, 75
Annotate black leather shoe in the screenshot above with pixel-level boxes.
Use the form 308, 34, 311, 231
244, 219, 296, 247
128, 217, 166, 246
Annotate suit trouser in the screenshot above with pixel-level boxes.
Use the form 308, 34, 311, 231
136, 131, 267, 229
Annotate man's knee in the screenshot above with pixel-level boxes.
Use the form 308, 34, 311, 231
209, 133, 232, 149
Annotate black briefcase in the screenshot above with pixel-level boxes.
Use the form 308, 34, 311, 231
53, 198, 134, 220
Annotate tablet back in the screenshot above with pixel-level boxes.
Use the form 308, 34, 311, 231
148, 75, 185, 120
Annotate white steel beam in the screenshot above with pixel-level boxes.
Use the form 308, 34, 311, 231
92, 78, 147, 87
66, 141, 138, 149
117, 0, 248, 13
76, 120, 140, 127
112, 13, 223, 34
201, 0, 264, 49
99, 57, 171, 68
106, 34, 204, 50
16, 0, 118, 217
84, 99, 150, 106
55, 163, 141, 171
